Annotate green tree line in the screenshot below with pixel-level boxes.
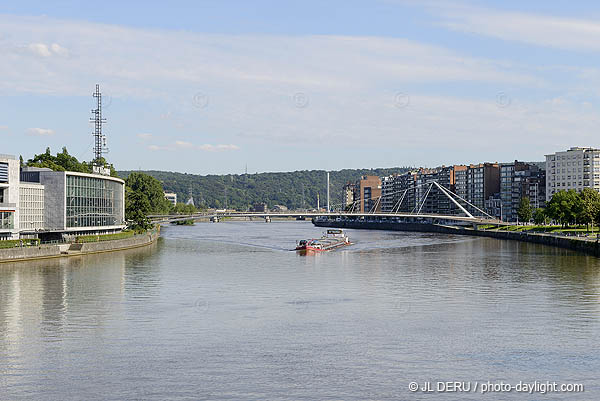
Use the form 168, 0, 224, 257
519, 188, 600, 231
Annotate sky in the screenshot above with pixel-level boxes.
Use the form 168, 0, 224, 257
1, 0, 600, 174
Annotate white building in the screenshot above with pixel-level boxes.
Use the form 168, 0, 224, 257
164, 192, 177, 206
0, 154, 20, 239
19, 182, 44, 232
545, 147, 600, 201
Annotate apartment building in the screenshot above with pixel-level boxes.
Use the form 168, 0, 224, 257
500, 161, 546, 222
357, 175, 382, 213
545, 147, 600, 201
454, 163, 500, 215
342, 182, 356, 210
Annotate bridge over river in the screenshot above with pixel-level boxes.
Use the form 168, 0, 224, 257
151, 180, 507, 226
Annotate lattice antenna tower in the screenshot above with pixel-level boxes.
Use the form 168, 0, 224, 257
90, 84, 109, 164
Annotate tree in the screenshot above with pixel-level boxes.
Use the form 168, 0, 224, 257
533, 208, 547, 225
27, 147, 92, 173
517, 197, 533, 223
171, 203, 197, 215
125, 172, 171, 217
578, 188, 600, 232
546, 190, 581, 227
124, 186, 152, 230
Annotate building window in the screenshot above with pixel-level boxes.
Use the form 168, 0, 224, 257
0, 211, 14, 229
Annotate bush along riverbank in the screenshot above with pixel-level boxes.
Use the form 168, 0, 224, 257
0, 226, 160, 263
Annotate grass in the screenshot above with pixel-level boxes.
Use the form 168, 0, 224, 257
0, 238, 41, 249
76, 231, 135, 243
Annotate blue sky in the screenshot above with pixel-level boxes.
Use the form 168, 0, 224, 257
1, 1, 600, 174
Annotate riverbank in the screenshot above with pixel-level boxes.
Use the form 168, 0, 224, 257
313, 219, 600, 257
0, 227, 160, 263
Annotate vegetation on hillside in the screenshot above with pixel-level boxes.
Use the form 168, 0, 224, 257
118, 167, 412, 211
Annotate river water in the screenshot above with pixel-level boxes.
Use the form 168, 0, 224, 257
1, 221, 599, 400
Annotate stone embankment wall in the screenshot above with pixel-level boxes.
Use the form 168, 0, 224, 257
313, 220, 600, 257
0, 229, 159, 263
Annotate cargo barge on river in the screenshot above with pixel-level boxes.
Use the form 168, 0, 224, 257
296, 229, 351, 252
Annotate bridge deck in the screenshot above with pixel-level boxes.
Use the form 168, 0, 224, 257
150, 212, 503, 225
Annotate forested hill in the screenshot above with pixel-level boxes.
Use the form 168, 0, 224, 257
118, 167, 412, 210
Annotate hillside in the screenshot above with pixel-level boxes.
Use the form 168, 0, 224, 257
118, 168, 412, 210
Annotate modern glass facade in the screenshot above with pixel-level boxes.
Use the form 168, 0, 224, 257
66, 174, 124, 228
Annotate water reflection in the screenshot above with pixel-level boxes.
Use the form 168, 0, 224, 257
1, 223, 600, 400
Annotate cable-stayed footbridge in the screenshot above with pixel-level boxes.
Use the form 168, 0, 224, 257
151, 180, 504, 226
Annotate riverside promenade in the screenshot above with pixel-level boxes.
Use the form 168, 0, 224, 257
0, 227, 160, 263
314, 219, 600, 257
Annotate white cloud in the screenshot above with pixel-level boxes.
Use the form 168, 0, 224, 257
27, 42, 69, 57
174, 140, 194, 149
136, 133, 153, 140
0, 125, 7, 130
148, 141, 240, 152
197, 144, 240, 152
28, 43, 51, 57
27, 127, 55, 136
434, 4, 600, 51
50, 43, 68, 56
0, 14, 544, 98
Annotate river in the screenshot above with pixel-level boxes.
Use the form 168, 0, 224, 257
1, 221, 599, 400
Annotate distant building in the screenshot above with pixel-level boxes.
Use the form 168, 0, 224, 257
545, 147, 600, 201
454, 163, 500, 215
252, 203, 268, 213
500, 161, 546, 222
357, 175, 382, 213
272, 205, 288, 212
378, 164, 500, 216
164, 192, 177, 206
484, 193, 502, 219
381, 170, 419, 213
342, 182, 356, 210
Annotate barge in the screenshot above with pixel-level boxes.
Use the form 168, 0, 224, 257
296, 229, 351, 252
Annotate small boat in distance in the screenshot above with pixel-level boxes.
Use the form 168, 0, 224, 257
296, 229, 351, 252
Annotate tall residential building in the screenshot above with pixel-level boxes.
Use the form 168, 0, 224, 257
380, 175, 396, 212
381, 171, 418, 213
500, 161, 546, 222
415, 166, 457, 215
545, 147, 600, 201
357, 175, 382, 213
454, 163, 500, 215
342, 182, 356, 210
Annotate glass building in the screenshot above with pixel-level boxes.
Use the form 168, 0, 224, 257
66, 174, 124, 228
21, 168, 125, 236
